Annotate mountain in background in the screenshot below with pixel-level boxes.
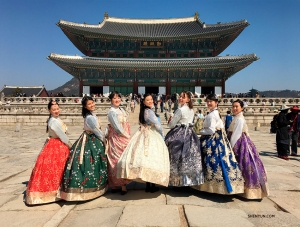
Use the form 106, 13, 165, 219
48, 78, 300, 97
48, 77, 79, 96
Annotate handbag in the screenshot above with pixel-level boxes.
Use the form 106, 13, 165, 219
193, 118, 203, 134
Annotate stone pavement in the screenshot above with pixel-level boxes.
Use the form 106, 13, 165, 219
0, 108, 300, 226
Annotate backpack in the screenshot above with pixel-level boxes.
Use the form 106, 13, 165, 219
270, 114, 279, 133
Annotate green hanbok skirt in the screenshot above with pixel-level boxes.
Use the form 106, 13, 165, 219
60, 132, 108, 201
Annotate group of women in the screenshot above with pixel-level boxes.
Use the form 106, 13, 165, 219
25, 92, 269, 205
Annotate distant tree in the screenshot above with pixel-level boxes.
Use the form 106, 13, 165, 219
12, 87, 22, 97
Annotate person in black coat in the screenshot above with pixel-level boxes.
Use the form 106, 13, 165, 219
276, 105, 291, 160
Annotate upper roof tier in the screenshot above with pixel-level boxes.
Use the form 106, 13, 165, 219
57, 12, 249, 39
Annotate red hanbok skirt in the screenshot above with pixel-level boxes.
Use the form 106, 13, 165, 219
25, 138, 70, 205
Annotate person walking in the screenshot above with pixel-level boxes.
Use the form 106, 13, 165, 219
130, 99, 135, 113
107, 91, 131, 195
193, 94, 244, 195
276, 105, 291, 160
25, 101, 71, 205
117, 93, 170, 192
287, 106, 300, 156
60, 96, 108, 201
227, 99, 269, 199
224, 110, 233, 133
167, 98, 173, 112
165, 91, 204, 187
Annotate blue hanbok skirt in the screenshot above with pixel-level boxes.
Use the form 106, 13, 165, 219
194, 129, 244, 194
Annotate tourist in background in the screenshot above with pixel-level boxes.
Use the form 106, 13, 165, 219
25, 101, 71, 205
106, 91, 131, 195
227, 100, 269, 199
224, 110, 233, 133
168, 98, 173, 112
60, 96, 108, 201
117, 93, 170, 192
165, 91, 204, 187
276, 105, 290, 160
193, 94, 244, 194
130, 99, 135, 113
286, 106, 300, 156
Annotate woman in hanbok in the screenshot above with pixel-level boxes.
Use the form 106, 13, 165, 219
25, 101, 71, 205
165, 91, 204, 186
227, 99, 269, 199
60, 96, 108, 201
107, 91, 131, 195
195, 94, 244, 194
117, 93, 170, 192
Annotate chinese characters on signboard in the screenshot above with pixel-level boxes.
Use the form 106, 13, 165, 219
141, 41, 164, 48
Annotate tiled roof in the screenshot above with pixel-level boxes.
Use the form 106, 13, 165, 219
0, 86, 46, 97
48, 53, 259, 70
57, 15, 249, 39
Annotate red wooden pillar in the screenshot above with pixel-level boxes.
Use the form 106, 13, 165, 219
79, 79, 83, 97
103, 69, 108, 86
166, 69, 171, 96
222, 79, 225, 95
133, 70, 138, 94
134, 40, 138, 58
134, 81, 138, 94
197, 69, 201, 86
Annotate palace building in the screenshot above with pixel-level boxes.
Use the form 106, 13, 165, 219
48, 12, 259, 96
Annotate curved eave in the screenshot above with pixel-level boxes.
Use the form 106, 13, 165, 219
47, 53, 259, 70
57, 19, 249, 40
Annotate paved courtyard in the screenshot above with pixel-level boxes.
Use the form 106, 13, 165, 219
0, 110, 300, 226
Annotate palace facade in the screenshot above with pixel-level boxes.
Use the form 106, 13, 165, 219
48, 12, 259, 96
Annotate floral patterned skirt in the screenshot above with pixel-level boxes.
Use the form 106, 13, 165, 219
25, 138, 70, 205
228, 132, 269, 199
193, 129, 244, 194
107, 123, 131, 187
165, 125, 204, 186
60, 132, 108, 201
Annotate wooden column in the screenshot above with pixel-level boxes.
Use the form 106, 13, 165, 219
166, 69, 171, 96
79, 79, 83, 97
103, 69, 108, 86
196, 69, 201, 86
222, 78, 225, 95
133, 70, 138, 94
134, 40, 138, 58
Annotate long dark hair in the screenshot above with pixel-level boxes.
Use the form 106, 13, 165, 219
139, 93, 152, 124
81, 96, 94, 118
181, 91, 193, 109
109, 91, 121, 101
46, 100, 59, 132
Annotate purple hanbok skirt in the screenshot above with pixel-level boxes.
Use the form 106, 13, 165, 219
227, 132, 269, 199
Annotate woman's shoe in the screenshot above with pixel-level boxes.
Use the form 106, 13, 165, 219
111, 188, 121, 193
145, 182, 151, 192
121, 190, 127, 195
150, 183, 159, 193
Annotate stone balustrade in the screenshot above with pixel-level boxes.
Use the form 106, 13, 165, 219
1, 96, 299, 127
1, 96, 300, 106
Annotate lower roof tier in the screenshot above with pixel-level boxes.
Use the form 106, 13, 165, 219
48, 53, 259, 81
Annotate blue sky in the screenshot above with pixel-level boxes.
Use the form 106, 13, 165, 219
0, 0, 299, 93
